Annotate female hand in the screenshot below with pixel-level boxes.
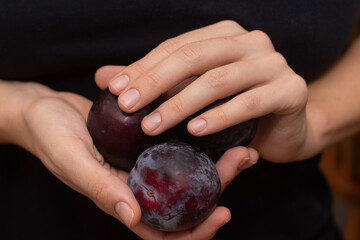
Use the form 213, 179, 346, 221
0, 80, 258, 239
95, 20, 312, 163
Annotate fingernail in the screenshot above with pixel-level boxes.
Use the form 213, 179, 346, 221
143, 112, 162, 131
221, 216, 231, 227
238, 148, 253, 171
189, 118, 207, 134
248, 149, 258, 164
110, 75, 129, 92
119, 89, 140, 109
237, 157, 251, 171
115, 202, 134, 227
238, 148, 257, 171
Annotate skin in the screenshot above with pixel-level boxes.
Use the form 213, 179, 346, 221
96, 20, 360, 163
94, 20, 360, 238
0, 80, 258, 239
100, 20, 310, 164
1, 19, 360, 240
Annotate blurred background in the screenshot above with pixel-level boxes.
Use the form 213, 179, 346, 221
320, 133, 360, 240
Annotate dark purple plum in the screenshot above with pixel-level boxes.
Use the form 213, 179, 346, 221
127, 142, 221, 232
174, 96, 258, 161
87, 89, 164, 170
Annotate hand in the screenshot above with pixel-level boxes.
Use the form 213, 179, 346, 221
2, 81, 258, 239
6, 82, 141, 228
95, 20, 312, 163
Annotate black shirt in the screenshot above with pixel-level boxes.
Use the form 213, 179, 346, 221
1, 1, 359, 239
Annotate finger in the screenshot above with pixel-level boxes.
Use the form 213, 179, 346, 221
215, 146, 258, 192
238, 147, 259, 171
187, 72, 307, 136
127, 222, 164, 240
188, 86, 277, 136
95, 65, 126, 90
163, 206, 231, 240
185, 206, 231, 240
162, 76, 198, 100
108, 20, 247, 94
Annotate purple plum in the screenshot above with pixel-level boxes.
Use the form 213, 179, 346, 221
127, 142, 221, 232
87, 89, 164, 170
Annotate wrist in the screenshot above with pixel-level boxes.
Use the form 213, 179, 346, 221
304, 98, 334, 156
0, 80, 55, 146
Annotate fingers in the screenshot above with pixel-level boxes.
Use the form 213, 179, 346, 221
93, 20, 308, 166
101, 28, 292, 138
215, 146, 259, 192
185, 207, 231, 240
111, 30, 273, 114
140, 54, 280, 135
107, 20, 247, 93
114, 37, 247, 113
128, 206, 231, 240
163, 207, 231, 240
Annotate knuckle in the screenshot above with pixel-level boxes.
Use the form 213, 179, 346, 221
286, 75, 308, 106
216, 108, 230, 124
146, 71, 162, 89
130, 62, 146, 76
178, 43, 203, 64
169, 96, 185, 114
242, 94, 260, 112
269, 52, 288, 68
88, 181, 106, 204
94, 65, 111, 78
205, 68, 228, 90
159, 38, 180, 55
217, 20, 241, 29
248, 30, 272, 46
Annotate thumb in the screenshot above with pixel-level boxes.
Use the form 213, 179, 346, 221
48, 140, 142, 228
83, 164, 142, 228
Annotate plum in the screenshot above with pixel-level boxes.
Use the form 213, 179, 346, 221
87, 89, 164, 170
127, 142, 221, 232
174, 96, 258, 161
87, 89, 257, 170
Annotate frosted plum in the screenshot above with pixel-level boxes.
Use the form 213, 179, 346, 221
127, 142, 221, 232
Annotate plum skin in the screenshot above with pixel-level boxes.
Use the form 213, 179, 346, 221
127, 142, 221, 232
87, 89, 164, 170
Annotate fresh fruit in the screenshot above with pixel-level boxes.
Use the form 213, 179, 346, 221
87, 89, 257, 170
87, 89, 164, 170
127, 142, 221, 232
175, 96, 257, 161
